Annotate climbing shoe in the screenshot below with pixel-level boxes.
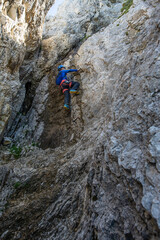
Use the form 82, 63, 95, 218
64, 104, 70, 110
70, 89, 79, 94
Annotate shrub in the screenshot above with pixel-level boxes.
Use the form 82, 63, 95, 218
10, 145, 22, 159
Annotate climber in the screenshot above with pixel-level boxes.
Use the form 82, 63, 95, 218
56, 65, 80, 110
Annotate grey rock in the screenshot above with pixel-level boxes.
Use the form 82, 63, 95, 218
149, 126, 160, 170
0, 0, 55, 141
2, 137, 12, 146
0, 0, 160, 239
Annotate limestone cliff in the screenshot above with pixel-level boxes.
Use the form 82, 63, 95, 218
0, 0, 55, 141
0, 0, 160, 239
4, 0, 123, 147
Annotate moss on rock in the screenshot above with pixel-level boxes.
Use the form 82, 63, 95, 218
118, 0, 133, 18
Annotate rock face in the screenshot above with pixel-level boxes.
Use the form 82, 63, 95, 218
43, 0, 123, 46
0, 0, 54, 141
0, 6, 26, 141
0, 0, 160, 239
73, 0, 160, 230
4, 0, 123, 147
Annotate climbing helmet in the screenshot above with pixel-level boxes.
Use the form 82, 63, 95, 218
58, 65, 65, 71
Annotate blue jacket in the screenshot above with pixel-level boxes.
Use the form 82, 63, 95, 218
56, 69, 78, 85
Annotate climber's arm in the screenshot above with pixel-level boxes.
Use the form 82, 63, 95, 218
68, 69, 78, 72
61, 69, 78, 74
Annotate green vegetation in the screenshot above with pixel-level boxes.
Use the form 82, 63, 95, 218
81, 34, 91, 42
13, 181, 31, 190
9, 142, 40, 159
31, 142, 40, 147
125, 31, 129, 36
118, 0, 133, 18
121, 0, 133, 14
14, 182, 21, 189
10, 145, 22, 159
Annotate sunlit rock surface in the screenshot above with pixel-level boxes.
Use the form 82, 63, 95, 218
41, 0, 123, 77
74, 0, 160, 231
5, 0, 123, 147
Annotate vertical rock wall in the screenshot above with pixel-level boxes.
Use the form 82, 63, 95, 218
5, 0, 123, 148
0, 3, 26, 141
74, 0, 160, 230
0, 0, 54, 142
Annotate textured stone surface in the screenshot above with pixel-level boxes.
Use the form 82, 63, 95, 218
0, 0, 160, 239
0, 0, 55, 141
43, 0, 123, 44
73, 0, 160, 231
0, 132, 159, 239
5, 0, 123, 147
0, 11, 26, 141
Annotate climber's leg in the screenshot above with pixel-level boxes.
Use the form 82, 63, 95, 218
60, 80, 70, 109
69, 81, 80, 94
63, 90, 70, 109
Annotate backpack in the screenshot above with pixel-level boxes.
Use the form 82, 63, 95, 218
56, 72, 62, 85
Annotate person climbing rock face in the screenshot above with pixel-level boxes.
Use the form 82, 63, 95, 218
56, 65, 80, 110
